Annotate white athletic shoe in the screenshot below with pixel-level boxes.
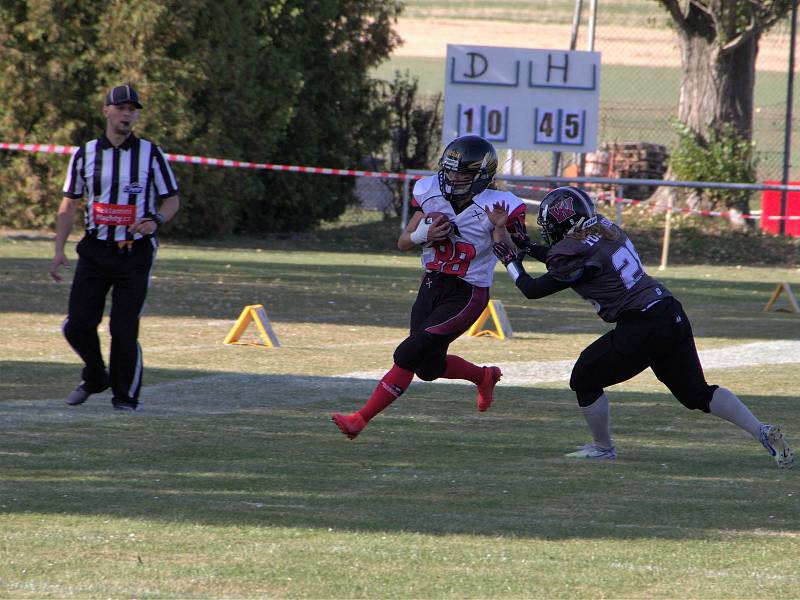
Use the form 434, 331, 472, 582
759, 424, 794, 469
565, 443, 617, 460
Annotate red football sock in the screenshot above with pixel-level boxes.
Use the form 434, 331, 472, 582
442, 355, 484, 385
358, 364, 414, 422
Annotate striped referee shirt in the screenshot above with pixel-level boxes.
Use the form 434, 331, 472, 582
62, 133, 179, 242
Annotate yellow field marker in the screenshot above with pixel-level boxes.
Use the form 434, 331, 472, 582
223, 304, 281, 348
467, 299, 513, 339
764, 283, 800, 313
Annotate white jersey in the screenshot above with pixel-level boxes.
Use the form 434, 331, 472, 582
412, 175, 526, 287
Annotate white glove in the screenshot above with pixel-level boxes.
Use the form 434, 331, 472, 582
409, 219, 431, 245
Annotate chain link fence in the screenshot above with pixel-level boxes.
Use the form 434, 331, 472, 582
366, 3, 800, 212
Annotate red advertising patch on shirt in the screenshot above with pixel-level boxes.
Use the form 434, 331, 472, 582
93, 203, 136, 226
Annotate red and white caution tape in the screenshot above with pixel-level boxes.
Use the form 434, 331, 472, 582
0, 142, 423, 180
2, 141, 798, 221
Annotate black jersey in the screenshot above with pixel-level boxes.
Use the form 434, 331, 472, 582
546, 216, 671, 322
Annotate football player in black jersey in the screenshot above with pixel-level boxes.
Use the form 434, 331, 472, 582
488, 186, 793, 468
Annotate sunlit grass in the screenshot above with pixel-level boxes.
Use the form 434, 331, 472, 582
1, 229, 799, 597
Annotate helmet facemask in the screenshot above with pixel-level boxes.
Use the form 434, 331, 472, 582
438, 160, 488, 204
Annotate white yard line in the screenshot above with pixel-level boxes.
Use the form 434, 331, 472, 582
2, 341, 796, 423
343, 340, 800, 386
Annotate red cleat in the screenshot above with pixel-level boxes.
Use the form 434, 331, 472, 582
332, 412, 367, 440
477, 366, 502, 412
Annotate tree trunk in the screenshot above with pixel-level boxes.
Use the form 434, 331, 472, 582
651, 16, 759, 219
678, 29, 757, 140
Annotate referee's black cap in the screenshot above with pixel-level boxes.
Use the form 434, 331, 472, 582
105, 84, 143, 109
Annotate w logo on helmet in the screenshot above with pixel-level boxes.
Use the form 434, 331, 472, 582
549, 197, 576, 223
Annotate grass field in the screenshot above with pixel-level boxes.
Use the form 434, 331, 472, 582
1, 214, 799, 597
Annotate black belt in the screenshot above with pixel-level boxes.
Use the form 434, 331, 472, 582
85, 232, 152, 254
86, 231, 152, 245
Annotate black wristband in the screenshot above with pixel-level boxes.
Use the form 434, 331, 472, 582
153, 213, 166, 227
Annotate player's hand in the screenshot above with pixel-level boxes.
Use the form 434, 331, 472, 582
485, 201, 509, 228
510, 218, 533, 250
129, 217, 158, 236
50, 251, 69, 282
427, 217, 452, 241
492, 241, 519, 267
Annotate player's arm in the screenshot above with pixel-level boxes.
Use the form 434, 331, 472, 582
506, 212, 549, 263
50, 196, 79, 282
487, 201, 548, 263
129, 194, 180, 235
397, 210, 451, 252
492, 241, 573, 299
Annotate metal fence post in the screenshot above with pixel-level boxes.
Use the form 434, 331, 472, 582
401, 176, 411, 231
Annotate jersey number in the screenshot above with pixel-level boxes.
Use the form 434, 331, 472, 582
611, 239, 644, 289
425, 240, 476, 277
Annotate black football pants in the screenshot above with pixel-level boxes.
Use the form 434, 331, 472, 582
62, 235, 156, 404
569, 296, 716, 412
393, 271, 489, 380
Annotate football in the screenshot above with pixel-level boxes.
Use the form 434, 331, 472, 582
424, 211, 453, 235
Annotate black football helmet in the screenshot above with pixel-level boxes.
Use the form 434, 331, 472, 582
537, 186, 598, 246
438, 135, 498, 203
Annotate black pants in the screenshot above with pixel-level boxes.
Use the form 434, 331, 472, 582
569, 297, 716, 412
62, 235, 157, 404
393, 271, 489, 381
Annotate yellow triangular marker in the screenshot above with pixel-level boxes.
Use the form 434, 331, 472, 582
467, 299, 513, 339
223, 304, 281, 348
764, 283, 800, 313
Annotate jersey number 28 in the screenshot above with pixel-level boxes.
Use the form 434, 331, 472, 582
425, 240, 476, 277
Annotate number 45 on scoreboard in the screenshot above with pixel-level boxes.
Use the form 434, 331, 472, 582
534, 108, 586, 146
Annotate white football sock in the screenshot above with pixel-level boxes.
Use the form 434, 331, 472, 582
580, 393, 613, 449
708, 386, 763, 440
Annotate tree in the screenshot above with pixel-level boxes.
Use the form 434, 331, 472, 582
247, 0, 403, 233
0, 0, 104, 227
653, 0, 796, 214
381, 70, 443, 217
0, 0, 402, 235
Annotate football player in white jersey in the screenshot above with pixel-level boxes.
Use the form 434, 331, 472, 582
332, 135, 526, 439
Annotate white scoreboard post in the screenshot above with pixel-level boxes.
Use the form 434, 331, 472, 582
443, 45, 601, 153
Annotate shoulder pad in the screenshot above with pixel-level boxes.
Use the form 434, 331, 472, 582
549, 237, 590, 258
412, 175, 436, 198
475, 189, 526, 212
547, 252, 586, 283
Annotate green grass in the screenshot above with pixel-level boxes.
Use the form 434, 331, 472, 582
401, 0, 673, 27
1, 219, 800, 597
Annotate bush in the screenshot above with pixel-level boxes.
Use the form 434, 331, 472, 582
670, 121, 758, 212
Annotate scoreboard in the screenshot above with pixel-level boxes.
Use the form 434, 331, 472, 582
443, 44, 601, 153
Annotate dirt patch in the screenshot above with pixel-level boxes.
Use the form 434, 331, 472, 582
395, 19, 791, 71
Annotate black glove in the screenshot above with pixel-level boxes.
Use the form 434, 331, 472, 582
508, 218, 549, 261
493, 241, 520, 267
509, 218, 533, 251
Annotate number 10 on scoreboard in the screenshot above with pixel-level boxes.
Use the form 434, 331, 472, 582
458, 104, 508, 142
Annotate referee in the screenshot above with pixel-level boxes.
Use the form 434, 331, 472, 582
50, 83, 179, 411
